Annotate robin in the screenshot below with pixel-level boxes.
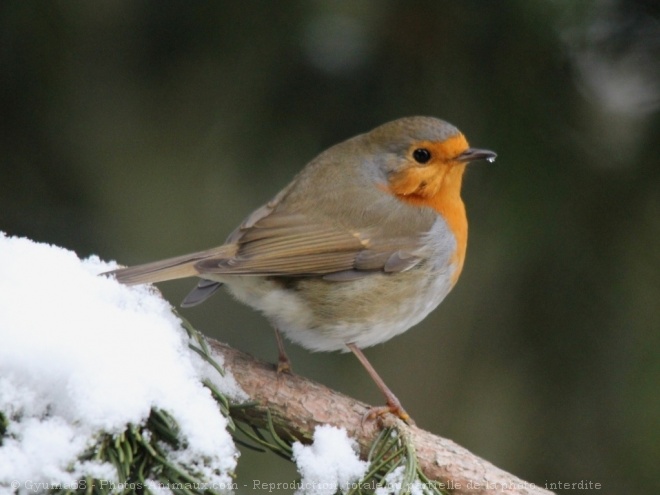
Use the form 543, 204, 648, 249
106, 116, 496, 422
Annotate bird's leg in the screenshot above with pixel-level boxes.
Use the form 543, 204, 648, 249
347, 343, 412, 424
273, 327, 292, 374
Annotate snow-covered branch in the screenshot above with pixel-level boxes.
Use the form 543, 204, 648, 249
0, 234, 553, 495
213, 339, 553, 495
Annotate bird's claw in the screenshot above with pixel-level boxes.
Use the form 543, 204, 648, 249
276, 356, 292, 374
361, 403, 415, 426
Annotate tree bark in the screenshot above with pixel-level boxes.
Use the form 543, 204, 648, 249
210, 339, 553, 495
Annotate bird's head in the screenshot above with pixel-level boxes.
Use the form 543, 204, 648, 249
367, 116, 496, 201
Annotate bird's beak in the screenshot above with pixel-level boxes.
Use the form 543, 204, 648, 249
457, 148, 497, 163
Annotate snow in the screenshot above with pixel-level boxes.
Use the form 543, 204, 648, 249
373, 465, 427, 495
0, 234, 244, 490
292, 425, 368, 495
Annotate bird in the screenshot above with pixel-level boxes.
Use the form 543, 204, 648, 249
105, 116, 496, 422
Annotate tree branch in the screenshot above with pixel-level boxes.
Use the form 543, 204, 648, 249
210, 339, 553, 495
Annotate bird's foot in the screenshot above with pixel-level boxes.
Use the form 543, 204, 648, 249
362, 399, 415, 426
276, 355, 292, 374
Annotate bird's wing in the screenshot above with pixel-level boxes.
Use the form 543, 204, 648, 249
194, 211, 426, 277
107, 182, 436, 290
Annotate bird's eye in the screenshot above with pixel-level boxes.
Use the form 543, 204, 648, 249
412, 148, 431, 164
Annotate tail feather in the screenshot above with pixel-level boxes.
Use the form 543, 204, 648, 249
181, 279, 223, 307
104, 245, 235, 285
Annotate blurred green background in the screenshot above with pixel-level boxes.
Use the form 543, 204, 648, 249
1, 1, 658, 493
